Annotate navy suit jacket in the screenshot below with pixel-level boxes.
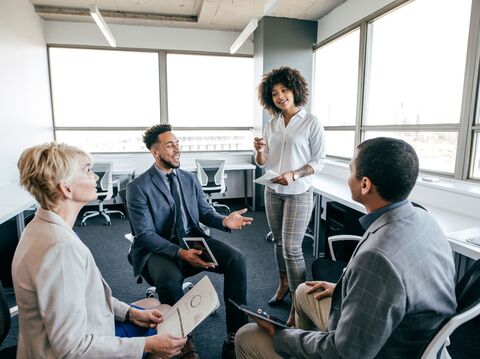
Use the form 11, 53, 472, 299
126, 165, 228, 277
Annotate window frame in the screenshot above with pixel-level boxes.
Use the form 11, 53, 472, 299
47, 45, 254, 154
312, 0, 480, 181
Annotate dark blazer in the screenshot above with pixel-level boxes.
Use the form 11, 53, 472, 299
274, 201, 457, 358
126, 165, 228, 277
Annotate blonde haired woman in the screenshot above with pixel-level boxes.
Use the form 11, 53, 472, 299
13, 142, 187, 358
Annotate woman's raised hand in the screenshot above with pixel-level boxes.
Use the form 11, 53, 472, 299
253, 137, 266, 153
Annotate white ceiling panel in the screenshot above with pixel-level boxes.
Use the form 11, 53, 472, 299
30, 0, 347, 30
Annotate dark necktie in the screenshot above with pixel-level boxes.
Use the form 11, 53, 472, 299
166, 172, 184, 243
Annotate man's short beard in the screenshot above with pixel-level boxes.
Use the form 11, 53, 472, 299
160, 156, 180, 169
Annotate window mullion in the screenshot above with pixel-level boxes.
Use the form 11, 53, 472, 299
459, 0, 480, 179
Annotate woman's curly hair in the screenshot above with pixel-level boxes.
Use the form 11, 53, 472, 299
257, 66, 309, 116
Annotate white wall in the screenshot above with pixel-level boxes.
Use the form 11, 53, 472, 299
0, 0, 53, 186
317, 0, 397, 43
44, 21, 253, 54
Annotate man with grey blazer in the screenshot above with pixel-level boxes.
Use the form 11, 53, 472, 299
127, 124, 253, 359
235, 137, 457, 358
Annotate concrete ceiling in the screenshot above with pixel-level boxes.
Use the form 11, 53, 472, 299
29, 0, 347, 31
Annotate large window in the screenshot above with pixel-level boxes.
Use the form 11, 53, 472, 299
166, 53, 254, 151
313, 29, 360, 158
312, 0, 476, 178
50, 48, 160, 152
49, 48, 254, 152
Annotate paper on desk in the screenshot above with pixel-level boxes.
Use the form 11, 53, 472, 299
254, 170, 279, 191
447, 227, 480, 242
156, 276, 219, 338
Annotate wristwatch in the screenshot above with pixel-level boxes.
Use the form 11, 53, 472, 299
292, 171, 300, 181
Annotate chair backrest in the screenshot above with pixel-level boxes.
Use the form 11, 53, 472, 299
0, 280, 11, 346
328, 235, 362, 262
420, 259, 480, 358
195, 159, 226, 192
92, 162, 113, 200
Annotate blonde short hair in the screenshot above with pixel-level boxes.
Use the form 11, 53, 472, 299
17, 142, 91, 210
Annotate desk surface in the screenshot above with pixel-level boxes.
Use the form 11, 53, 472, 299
0, 183, 36, 225
114, 163, 256, 175
182, 163, 256, 172
311, 173, 480, 260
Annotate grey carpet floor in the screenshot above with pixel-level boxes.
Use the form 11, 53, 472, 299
2, 200, 478, 358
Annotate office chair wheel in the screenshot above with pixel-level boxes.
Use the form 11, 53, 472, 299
265, 231, 273, 242
146, 287, 158, 299
121, 215, 125, 220
81, 222, 87, 227
106, 221, 111, 226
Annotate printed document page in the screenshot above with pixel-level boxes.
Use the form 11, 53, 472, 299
156, 276, 220, 337
254, 170, 279, 191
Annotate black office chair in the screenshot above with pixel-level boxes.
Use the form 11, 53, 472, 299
311, 234, 362, 282
0, 280, 17, 358
420, 259, 480, 358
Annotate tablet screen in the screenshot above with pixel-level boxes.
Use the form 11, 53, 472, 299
183, 237, 218, 266
228, 299, 289, 329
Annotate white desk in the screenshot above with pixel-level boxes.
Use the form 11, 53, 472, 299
0, 183, 36, 239
310, 174, 480, 261
114, 163, 257, 211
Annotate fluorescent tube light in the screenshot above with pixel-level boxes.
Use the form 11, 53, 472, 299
90, 4, 116, 47
264, 0, 280, 15
230, 18, 258, 54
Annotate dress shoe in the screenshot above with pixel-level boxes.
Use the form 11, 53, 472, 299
180, 336, 200, 359
268, 289, 290, 306
222, 332, 236, 359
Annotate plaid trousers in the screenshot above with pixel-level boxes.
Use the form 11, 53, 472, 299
265, 187, 314, 292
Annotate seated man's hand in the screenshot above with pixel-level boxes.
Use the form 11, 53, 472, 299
305, 281, 336, 301
251, 316, 276, 337
179, 248, 216, 269
129, 307, 164, 328
222, 208, 254, 230
145, 334, 187, 358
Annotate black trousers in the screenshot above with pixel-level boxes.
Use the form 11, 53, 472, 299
144, 237, 248, 334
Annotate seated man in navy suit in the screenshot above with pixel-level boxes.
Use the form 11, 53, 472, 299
127, 124, 253, 359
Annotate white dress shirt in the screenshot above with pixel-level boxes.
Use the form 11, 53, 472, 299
257, 108, 326, 195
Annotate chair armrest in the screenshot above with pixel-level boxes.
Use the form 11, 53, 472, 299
124, 233, 135, 243
10, 305, 18, 317
328, 235, 362, 261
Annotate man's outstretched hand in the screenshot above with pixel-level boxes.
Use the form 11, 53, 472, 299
222, 208, 254, 230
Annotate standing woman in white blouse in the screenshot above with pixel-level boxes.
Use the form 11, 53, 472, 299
254, 66, 326, 326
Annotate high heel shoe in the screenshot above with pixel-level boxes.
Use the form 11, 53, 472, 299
268, 289, 290, 306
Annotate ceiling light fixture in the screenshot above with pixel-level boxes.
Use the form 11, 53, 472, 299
263, 0, 280, 16
230, 17, 258, 54
90, 4, 116, 47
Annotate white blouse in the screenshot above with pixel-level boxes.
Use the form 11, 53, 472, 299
257, 108, 326, 195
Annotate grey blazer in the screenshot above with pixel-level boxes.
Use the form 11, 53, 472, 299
12, 208, 145, 359
126, 166, 228, 278
274, 201, 457, 358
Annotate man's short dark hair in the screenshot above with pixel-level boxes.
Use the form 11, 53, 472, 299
355, 137, 419, 202
143, 124, 172, 150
